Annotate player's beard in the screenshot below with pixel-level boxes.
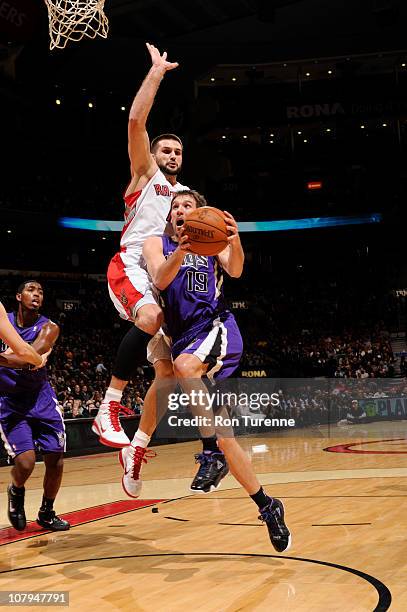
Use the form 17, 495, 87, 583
159, 162, 181, 176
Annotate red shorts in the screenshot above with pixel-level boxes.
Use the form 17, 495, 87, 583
107, 252, 156, 321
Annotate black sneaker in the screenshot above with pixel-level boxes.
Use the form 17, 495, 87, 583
7, 484, 26, 531
190, 452, 229, 493
37, 510, 70, 531
259, 498, 291, 553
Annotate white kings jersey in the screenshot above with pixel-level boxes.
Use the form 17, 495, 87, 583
119, 168, 188, 269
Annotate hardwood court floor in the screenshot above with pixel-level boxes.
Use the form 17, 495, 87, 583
0, 421, 406, 611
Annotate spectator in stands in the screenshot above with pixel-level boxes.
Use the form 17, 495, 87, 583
95, 359, 107, 376
338, 400, 367, 425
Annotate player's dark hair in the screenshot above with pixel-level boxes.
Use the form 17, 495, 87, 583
172, 190, 208, 208
150, 133, 183, 153
16, 280, 41, 293
166, 190, 208, 221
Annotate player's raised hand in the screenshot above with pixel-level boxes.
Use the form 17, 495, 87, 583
146, 42, 179, 72
223, 210, 240, 244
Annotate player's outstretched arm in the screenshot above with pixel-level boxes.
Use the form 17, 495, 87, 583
217, 211, 244, 278
0, 302, 42, 367
127, 43, 179, 189
143, 234, 189, 290
0, 320, 59, 369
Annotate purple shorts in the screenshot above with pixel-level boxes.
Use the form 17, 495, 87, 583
172, 312, 243, 380
0, 383, 66, 458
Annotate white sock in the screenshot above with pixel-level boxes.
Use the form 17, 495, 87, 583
132, 429, 150, 449
103, 387, 123, 406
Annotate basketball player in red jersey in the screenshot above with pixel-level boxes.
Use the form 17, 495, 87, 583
92, 43, 188, 459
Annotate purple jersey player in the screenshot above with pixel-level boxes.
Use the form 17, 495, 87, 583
158, 233, 243, 379
141, 190, 291, 553
0, 281, 70, 532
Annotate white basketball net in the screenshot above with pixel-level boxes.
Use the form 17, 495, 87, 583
44, 0, 109, 50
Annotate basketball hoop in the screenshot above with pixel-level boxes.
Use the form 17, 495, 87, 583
44, 0, 109, 50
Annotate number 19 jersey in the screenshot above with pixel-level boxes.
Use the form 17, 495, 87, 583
159, 235, 227, 343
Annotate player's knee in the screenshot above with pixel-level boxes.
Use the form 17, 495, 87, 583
15, 453, 35, 474
173, 359, 199, 379
45, 452, 64, 468
135, 306, 163, 335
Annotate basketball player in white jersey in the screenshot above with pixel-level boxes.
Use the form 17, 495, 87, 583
92, 44, 188, 464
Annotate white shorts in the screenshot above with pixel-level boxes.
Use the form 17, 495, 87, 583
107, 251, 156, 321
147, 330, 172, 364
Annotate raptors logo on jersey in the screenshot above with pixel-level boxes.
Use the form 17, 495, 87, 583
154, 184, 171, 196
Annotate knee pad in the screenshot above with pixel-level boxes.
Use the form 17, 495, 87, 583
113, 326, 152, 381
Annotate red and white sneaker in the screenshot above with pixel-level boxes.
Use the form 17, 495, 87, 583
92, 401, 132, 448
119, 445, 157, 498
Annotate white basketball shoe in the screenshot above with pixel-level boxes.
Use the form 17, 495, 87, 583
119, 445, 157, 498
92, 401, 131, 447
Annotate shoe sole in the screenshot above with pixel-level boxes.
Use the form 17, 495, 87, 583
118, 451, 141, 499
92, 422, 130, 448
273, 533, 291, 553
7, 517, 26, 531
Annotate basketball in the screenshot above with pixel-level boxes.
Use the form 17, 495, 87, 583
182, 206, 229, 256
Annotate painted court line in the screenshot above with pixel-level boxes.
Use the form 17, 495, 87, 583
0, 498, 164, 546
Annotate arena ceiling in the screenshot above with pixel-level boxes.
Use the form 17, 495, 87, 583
106, 0, 404, 56
3, 0, 407, 88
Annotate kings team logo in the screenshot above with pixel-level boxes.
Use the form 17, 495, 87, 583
57, 431, 66, 448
